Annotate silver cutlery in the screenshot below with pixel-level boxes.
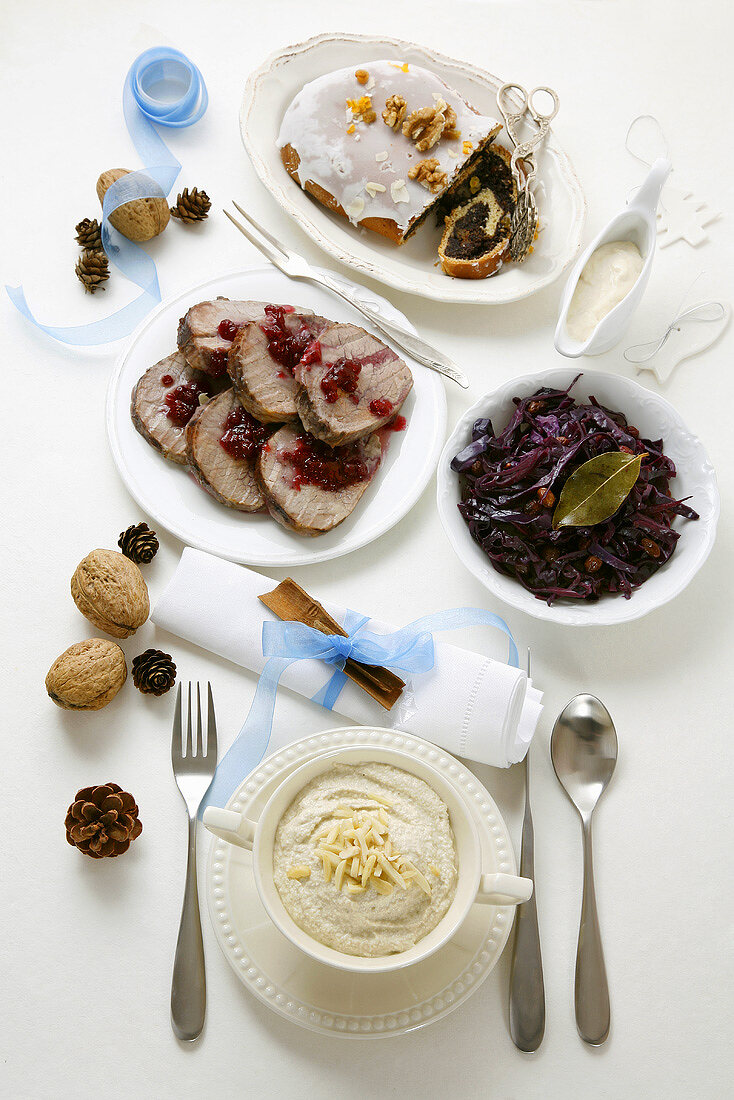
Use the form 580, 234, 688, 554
496, 83, 559, 263
551, 694, 617, 1046
508, 649, 545, 1051
224, 201, 469, 389
170, 682, 218, 1041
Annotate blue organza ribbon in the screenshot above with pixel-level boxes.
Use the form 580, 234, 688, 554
202, 607, 518, 811
6, 47, 207, 345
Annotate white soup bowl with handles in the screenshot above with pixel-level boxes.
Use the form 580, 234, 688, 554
203, 742, 532, 974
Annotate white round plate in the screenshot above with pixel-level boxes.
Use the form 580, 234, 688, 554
206, 727, 518, 1038
241, 33, 586, 305
106, 267, 445, 566
437, 368, 719, 625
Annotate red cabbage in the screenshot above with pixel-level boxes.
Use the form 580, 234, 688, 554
451, 375, 699, 604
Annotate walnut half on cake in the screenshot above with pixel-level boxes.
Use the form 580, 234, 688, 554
277, 60, 502, 246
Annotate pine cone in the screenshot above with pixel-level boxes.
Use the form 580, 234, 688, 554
75, 248, 109, 294
65, 783, 142, 858
75, 217, 103, 251
170, 187, 211, 223
132, 649, 176, 696
118, 521, 159, 564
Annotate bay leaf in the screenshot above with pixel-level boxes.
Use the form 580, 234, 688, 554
552, 451, 646, 530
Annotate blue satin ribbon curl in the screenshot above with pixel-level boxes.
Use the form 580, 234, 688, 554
6, 47, 207, 345
202, 607, 518, 812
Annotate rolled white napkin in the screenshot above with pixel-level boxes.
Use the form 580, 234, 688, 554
152, 548, 543, 769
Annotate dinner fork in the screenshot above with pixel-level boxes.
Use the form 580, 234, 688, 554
224, 201, 469, 389
171, 682, 217, 1041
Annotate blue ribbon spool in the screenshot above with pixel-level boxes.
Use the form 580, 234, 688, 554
6, 47, 208, 346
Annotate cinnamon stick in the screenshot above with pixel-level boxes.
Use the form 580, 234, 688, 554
259, 578, 404, 711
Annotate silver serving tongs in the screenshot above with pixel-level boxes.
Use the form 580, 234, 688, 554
496, 83, 560, 262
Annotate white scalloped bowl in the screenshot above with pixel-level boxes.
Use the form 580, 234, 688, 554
437, 369, 719, 626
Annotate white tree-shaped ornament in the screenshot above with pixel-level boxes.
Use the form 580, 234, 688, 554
657, 186, 720, 248
626, 115, 721, 248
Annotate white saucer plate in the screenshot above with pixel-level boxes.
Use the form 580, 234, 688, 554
206, 727, 518, 1038
241, 33, 586, 305
106, 267, 446, 567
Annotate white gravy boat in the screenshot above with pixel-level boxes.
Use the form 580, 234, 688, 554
203, 742, 532, 973
554, 158, 671, 357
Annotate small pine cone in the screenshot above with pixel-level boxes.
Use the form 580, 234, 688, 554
132, 649, 177, 696
75, 217, 102, 251
65, 783, 142, 858
118, 521, 159, 565
75, 248, 109, 294
170, 187, 211, 223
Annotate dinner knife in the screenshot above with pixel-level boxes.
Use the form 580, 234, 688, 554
508, 649, 545, 1051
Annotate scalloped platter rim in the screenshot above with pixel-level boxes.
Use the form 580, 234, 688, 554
240, 32, 586, 305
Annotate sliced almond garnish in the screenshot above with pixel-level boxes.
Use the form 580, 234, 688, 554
287, 865, 311, 880
361, 852, 378, 886
390, 179, 410, 204
370, 794, 393, 808
312, 789, 432, 898
365, 182, 387, 197
334, 859, 348, 891
377, 852, 407, 889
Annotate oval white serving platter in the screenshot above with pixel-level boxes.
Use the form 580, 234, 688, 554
437, 368, 719, 626
240, 32, 586, 305
106, 267, 446, 567
206, 727, 518, 1039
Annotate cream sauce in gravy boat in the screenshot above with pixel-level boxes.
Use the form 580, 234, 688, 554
554, 158, 671, 357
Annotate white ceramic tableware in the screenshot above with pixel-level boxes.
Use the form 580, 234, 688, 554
206, 727, 524, 1037
203, 743, 532, 974
240, 32, 586, 306
106, 266, 445, 567
554, 159, 671, 357
436, 368, 719, 626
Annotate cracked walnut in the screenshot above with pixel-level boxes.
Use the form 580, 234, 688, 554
402, 99, 451, 152
408, 158, 448, 193
382, 94, 407, 131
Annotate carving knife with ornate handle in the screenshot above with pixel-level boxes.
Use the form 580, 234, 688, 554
508, 649, 545, 1051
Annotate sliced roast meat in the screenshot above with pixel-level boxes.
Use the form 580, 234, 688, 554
294, 323, 413, 447
185, 389, 269, 512
177, 299, 270, 376
257, 425, 383, 536
131, 351, 216, 465
228, 306, 328, 423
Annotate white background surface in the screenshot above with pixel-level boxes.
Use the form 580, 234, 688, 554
1, 2, 732, 1098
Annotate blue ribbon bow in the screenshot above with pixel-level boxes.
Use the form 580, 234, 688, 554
202, 607, 518, 811
6, 47, 207, 345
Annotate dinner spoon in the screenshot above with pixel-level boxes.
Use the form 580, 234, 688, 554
551, 694, 617, 1045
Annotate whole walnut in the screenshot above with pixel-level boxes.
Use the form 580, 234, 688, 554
96, 168, 170, 242
46, 639, 127, 710
71, 549, 149, 638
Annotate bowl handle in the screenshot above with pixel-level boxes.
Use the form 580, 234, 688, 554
476, 872, 533, 906
202, 807, 256, 850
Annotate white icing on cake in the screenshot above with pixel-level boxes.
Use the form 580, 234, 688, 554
277, 60, 502, 239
